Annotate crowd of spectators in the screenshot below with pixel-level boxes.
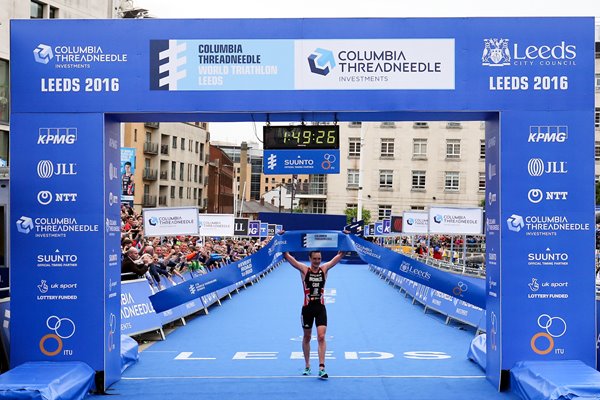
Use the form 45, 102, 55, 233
120, 205, 269, 291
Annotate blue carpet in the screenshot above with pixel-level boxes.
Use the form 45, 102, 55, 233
94, 263, 518, 399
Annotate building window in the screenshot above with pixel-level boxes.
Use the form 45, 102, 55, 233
187, 164, 192, 182
310, 199, 327, 214
349, 122, 362, 128
179, 162, 184, 181
446, 122, 462, 129
446, 139, 461, 159
180, 138, 185, 150
195, 141, 199, 153
187, 187, 191, 199
0, 59, 8, 124
410, 205, 425, 210
479, 172, 486, 191
379, 170, 393, 189
378, 205, 392, 219
413, 122, 429, 129
193, 188, 197, 199
179, 187, 183, 199
170, 161, 176, 180
380, 122, 396, 128
0, 129, 8, 166
189, 139, 193, 152
413, 138, 427, 159
380, 138, 394, 158
49, 6, 58, 18
170, 186, 175, 199
411, 170, 426, 190
596, 108, 600, 129
346, 203, 357, 211
595, 142, 600, 161
172, 136, 177, 149
445, 171, 460, 191
596, 74, 600, 91
480, 140, 486, 159
347, 169, 359, 189
194, 165, 198, 182
30, 1, 44, 18
348, 138, 361, 157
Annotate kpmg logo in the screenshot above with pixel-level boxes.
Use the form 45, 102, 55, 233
151, 40, 187, 90
37, 160, 77, 178
38, 128, 77, 145
16, 216, 34, 234
267, 153, 277, 170
308, 48, 336, 76
482, 39, 576, 67
34, 44, 54, 64
506, 214, 524, 232
528, 126, 568, 143
482, 39, 511, 67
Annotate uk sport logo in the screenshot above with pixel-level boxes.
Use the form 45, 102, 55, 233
33, 44, 54, 64
150, 40, 187, 90
308, 48, 336, 76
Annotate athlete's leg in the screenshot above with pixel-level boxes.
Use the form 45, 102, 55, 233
316, 324, 327, 368
302, 327, 312, 369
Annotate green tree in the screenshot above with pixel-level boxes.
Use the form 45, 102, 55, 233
345, 207, 371, 225
596, 181, 600, 205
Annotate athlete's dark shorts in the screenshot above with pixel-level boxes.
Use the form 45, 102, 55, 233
301, 301, 327, 329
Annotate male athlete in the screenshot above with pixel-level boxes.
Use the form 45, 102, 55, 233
284, 250, 345, 379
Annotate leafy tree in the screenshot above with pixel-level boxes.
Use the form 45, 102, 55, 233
345, 207, 371, 225
596, 181, 600, 205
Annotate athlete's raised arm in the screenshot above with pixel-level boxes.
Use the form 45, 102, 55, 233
321, 251, 345, 273
284, 252, 308, 274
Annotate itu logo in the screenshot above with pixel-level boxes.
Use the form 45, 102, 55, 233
39, 315, 76, 357
16, 216, 34, 234
530, 314, 567, 355
33, 44, 54, 64
308, 48, 336, 76
151, 40, 187, 90
267, 153, 277, 170
482, 39, 511, 67
321, 153, 336, 170
506, 214, 524, 232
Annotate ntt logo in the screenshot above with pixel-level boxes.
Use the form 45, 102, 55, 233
34, 44, 54, 64
308, 48, 336, 76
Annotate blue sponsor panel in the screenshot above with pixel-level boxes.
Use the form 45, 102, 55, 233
10, 19, 593, 115
485, 118, 502, 388
248, 220, 260, 237
104, 116, 123, 387
263, 150, 339, 175
9, 113, 111, 376
260, 223, 268, 238
499, 112, 595, 374
120, 280, 162, 336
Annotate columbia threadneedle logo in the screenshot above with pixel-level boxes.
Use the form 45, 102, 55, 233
154, 40, 187, 90
34, 44, 54, 64
308, 48, 336, 76
267, 153, 277, 170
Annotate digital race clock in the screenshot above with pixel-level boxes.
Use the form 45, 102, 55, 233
263, 125, 340, 150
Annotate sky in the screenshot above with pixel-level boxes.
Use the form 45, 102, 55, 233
132, 0, 599, 145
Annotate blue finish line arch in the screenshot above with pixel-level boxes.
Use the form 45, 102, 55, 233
9, 17, 595, 390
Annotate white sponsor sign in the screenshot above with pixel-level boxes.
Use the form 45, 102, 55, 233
143, 207, 199, 237
303, 233, 339, 248
402, 211, 429, 234
295, 39, 455, 90
198, 214, 235, 237
428, 207, 483, 235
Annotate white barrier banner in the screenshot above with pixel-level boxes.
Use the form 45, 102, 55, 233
402, 211, 429, 234
198, 214, 235, 237
143, 207, 199, 236
428, 207, 483, 235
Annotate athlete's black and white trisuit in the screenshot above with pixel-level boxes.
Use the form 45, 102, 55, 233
301, 267, 327, 329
